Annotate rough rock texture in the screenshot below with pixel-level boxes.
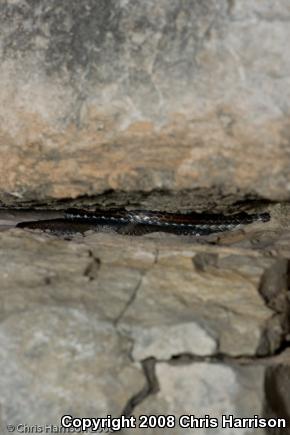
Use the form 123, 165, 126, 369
129, 362, 266, 435
0, 229, 287, 359
0, 226, 289, 430
129, 355, 290, 435
1, 0, 290, 431
0, 307, 145, 426
1, 0, 290, 203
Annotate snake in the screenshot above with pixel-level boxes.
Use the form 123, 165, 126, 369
16, 208, 270, 236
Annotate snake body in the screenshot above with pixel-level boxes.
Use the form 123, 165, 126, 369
16, 208, 270, 236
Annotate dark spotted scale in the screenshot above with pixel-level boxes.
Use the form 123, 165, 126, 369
16, 209, 270, 237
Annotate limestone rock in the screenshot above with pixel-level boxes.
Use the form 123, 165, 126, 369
129, 359, 290, 435
0, 230, 287, 358
0, 230, 148, 322
1, 1, 290, 202
264, 351, 290, 430
122, 322, 217, 361
0, 228, 289, 429
0, 306, 145, 427
117, 245, 288, 357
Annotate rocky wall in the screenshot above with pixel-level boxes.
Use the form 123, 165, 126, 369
1, 1, 290, 434
0, 213, 290, 433
1, 0, 290, 204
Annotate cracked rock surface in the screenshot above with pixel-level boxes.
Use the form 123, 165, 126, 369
0, 223, 289, 429
0, 306, 145, 427
1, 0, 290, 431
128, 354, 290, 435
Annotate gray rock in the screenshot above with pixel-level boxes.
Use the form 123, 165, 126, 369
1, 1, 290, 201
121, 322, 217, 361
117, 246, 288, 357
128, 361, 286, 435
0, 306, 145, 426
0, 228, 289, 429
0, 230, 287, 358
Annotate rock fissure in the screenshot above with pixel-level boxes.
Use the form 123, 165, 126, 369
2, 0, 290, 427
128, 343, 290, 368
121, 357, 159, 418
119, 349, 290, 422
113, 272, 147, 327
114, 249, 159, 326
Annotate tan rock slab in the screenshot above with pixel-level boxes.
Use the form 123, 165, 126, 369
1, 1, 290, 201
